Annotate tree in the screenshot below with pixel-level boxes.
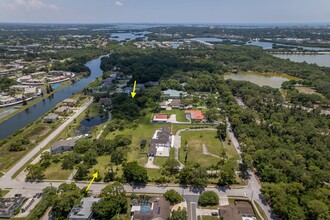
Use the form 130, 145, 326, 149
164, 189, 183, 205
62, 153, 81, 169
218, 158, 238, 186
216, 123, 227, 139
205, 107, 219, 122
26, 164, 44, 182
52, 183, 82, 220
170, 207, 187, 220
123, 162, 148, 184
93, 182, 128, 220
179, 163, 208, 187
83, 150, 98, 167
111, 148, 125, 165
162, 158, 180, 176
198, 191, 219, 207
74, 164, 89, 181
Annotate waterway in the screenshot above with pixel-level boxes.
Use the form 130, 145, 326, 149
0, 56, 105, 140
224, 72, 292, 88
246, 41, 330, 51
273, 54, 330, 67
109, 31, 150, 41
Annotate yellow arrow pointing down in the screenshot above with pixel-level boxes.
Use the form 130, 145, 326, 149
86, 172, 98, 191
131, 80, 137, 98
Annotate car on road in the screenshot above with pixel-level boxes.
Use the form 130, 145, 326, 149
14, 193, 22, 197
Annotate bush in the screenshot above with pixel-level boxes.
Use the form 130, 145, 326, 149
164, 189, 183, 205
198, 191, 219, 207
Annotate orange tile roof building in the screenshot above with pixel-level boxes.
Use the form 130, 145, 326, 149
185, 110, 205, 121
153, 114, 168, 123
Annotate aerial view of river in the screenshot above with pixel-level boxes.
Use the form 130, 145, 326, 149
0, 56, 105, 140
246, 41, 330, 51
273, 54, 330, 67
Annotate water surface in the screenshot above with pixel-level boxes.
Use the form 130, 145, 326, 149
224, 72, 290, 88
0, 56, 105, 140
273, 54, 330, 67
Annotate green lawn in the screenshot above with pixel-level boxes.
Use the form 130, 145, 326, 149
89, 155, 111, 178
153, 157, 168, 167
197, 216, 219, 220
44, 162, 72, 180
159, 109, 189, 122
179, 130, 222, 166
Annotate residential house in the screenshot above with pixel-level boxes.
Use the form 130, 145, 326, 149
98, 97, 111, 106
185, 110, 205, 121
43, 113, 59, 123
162, 89, 187, 99
54, 106, 71, 116
148, 127, 172, 157
50, 138, 77, 154
152, 114, 168, 123
101, 78, 113, 89
169, 99, 183, 109
63, 99, 77, 107
131, 196, 170, 220
68, 197, 101, 220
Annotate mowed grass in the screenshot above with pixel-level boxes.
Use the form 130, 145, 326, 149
159, 109, 189, 122
44, 162, 72, 180
197, 216, 219, 220
179, 130, 222, 166
89, 155, 111, 178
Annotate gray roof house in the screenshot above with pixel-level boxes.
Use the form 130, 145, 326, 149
43, 113, 59, 123
68, 197, 101, 220
51, 138, 77, 155
148, 127, 172, 157
162, 89, 187, 99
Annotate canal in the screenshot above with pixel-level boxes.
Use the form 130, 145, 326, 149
0, 56, 105, 140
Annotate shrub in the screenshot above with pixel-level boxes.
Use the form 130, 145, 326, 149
198, 191, 219, 207
164, 189, 183, 205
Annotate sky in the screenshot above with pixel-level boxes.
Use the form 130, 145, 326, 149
0, 0, 330, 24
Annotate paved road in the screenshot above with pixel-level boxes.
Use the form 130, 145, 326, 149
1, 98, 93, 181
226, 117, 275, 220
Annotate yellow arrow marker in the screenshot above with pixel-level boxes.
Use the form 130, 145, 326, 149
86, 172, 98, 191
131, 80, 137, 98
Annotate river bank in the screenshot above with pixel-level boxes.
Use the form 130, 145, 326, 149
0, 56, 105, 140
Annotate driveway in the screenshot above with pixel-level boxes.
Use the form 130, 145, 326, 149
144, 157, 160, 169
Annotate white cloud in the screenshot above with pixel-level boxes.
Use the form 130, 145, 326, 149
115, 0, 124, 7
0, 0, 58, 11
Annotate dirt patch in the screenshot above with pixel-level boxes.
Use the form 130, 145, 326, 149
28, 127, 51, 143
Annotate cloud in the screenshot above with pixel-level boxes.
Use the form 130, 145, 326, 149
115, 0, 124, 7
0, 0, 58, 11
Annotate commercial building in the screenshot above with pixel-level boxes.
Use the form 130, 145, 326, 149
51, 138, 77, 154
0, 197, 25, 218
68, 197, 101, 220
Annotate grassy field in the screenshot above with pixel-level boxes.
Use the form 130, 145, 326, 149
0, 121, 56, 172
296, 86, 324, 97
159, 109, 189, 122
44, 162, 72, 180
179, 130, 222, 166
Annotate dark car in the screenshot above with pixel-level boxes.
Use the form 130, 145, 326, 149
14, 194, 22, 197
211, 211, 219, 216
36, 193, 42, 198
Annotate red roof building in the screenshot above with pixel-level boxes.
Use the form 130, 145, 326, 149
185, 110, 205, 120
153, 114, 168, 123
